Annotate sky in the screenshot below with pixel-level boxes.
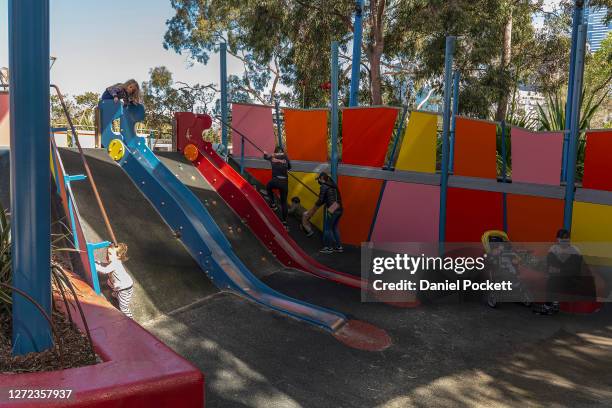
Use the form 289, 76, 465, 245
0, 0, 244, 96
0, 0, 567, 97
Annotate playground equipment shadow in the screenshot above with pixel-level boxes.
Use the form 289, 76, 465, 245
59, 149, 612, 407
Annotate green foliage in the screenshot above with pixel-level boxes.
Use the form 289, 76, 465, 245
0, 202, 10, 309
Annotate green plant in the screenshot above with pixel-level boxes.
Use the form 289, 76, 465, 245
0, 203, 11, 308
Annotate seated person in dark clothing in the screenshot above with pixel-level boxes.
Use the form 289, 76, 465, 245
263, 146, 291, 228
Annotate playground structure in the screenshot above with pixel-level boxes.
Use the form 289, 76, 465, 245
1, 0, 611, 406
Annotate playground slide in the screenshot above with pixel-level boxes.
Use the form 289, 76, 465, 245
183, 139, 365, 290
97, 102, 389, 348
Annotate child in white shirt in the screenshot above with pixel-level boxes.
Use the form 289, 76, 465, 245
95, 243, 134, 318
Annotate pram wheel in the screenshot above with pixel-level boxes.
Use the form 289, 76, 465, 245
486, 292, 497, 308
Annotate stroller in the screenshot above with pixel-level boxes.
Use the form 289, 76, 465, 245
481, 230, 532, 308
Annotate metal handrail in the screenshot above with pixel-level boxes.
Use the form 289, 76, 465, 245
50, 84, 118, 245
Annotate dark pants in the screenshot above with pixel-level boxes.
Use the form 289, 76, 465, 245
266, 177, 288, 221
323, 209, 342, 247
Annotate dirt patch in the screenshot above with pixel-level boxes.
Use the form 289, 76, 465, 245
0, 309, 99, 374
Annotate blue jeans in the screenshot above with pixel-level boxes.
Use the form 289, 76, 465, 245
323, 209, 342, 247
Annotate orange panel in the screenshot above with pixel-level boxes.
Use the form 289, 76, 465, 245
284, 109, 328, 162
453, 117, 497, 179
507, 194, 564, 242
337, 176, 384, 245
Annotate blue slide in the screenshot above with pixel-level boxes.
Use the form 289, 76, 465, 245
98, 101, 348, 333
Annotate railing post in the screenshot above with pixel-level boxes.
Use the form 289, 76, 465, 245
9, 0, 53, 354
349, 0, 363, 107
563, 24, 587, 231
449, 70, 460, 172
240, 135, 245, 175
274, 97, 283, 148
438, 36, 456, 246
561, 1, 585, 182
330, 41, 340, 182
220, 42, 229, 153
501, 120, 508, 232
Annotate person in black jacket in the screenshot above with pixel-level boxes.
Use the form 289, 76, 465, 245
263, 146, 291, 227
305, 172, 343, 253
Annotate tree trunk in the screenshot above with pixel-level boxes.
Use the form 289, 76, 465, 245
495, 9, 513, 122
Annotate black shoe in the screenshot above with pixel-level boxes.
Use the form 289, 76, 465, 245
270, 204, 278, 211
319, 247, 333, 254
282, 221, 289, 231
334, 246, 344, 253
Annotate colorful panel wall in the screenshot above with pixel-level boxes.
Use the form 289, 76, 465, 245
284, 109, 328, 162
231, 103, 275, 158
506, 194, 564, 242
582, 130, 612, 191
511, 128, 563, 185
394, 111, 437, 173
0, 92, 9, 146
341, 107, 399, 167
337, 176, 384, 245
287, 171, 324, 230
453, 117, 497, 179
370, 181, 440, 243
445, 187, 503, 242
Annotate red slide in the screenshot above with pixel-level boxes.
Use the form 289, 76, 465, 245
174, 111, 365, 289
188, 140, 366, 289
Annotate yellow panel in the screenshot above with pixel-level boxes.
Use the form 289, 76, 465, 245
572, 201, 612, 263
394, 111, 437, 173
288, 172, 323, 230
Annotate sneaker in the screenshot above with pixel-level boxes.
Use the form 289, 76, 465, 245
305, 229, 315, 237
319, 247, 333, 254
334, 246, 344, 253
270, 204, 278, 211
282, 221, 289, 231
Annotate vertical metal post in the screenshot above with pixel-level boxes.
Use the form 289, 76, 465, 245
240, 136, 245, 175
220, 43, 229, 152
438, 36, 456, 245
449, 70, 460, 172
561, 1, 585, 181
330, 41, 340, 182
501, 121, 508, 232
274, 98, 283, 148
386, 106, 408, 170
349, 0, 363, 107
563, 24, 587, 231
9, 0, 53, 354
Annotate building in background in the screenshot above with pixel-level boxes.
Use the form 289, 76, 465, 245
515, 85, 546, 117
585, 6, 611, 52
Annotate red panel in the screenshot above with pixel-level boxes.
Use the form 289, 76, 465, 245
0, 92, 8, 121
0, 272, 204, 408
337, 176, 384, 245
445, 188, 504, 242
189, 141, 365, 289
507, 194, 564, 242
246, 168, 272, 187
174, 112, 213, 152
341, 107, 399, 167
453, 117, 498, 179
582, 130, 612, 191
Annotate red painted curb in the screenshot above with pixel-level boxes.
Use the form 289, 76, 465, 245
0, 273, 204, 407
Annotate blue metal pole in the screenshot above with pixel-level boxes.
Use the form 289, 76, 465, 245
438, 36, 456, 245
330, 41, 340, 182
9, 0, 53, 354
449, 70, 460, 172
563, 24, 587, 231
561, 1, 585, 181
274, 98, 283, 148
501, 121, 508, 232
349, 0, 363, 107
220, 43, 229, 152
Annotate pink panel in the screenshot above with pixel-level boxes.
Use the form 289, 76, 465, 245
371, 181, 440, 243
231, 103, 276, 157
511, 128, 563, 185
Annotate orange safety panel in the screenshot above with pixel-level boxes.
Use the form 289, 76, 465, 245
284, 109, 329, 162
506, 194, 564, 242
337, 176, 384, 246
341, 107, 399, 167
453, 117, 498, 179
